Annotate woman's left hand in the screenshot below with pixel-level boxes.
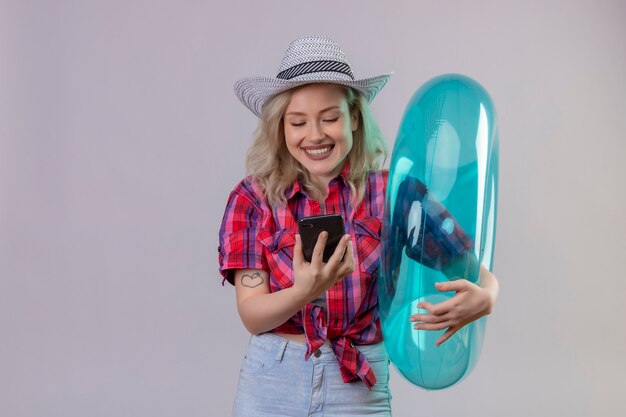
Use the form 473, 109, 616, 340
409, 278, 496, 347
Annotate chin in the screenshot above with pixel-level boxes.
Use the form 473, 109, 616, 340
303, 161, 338, 176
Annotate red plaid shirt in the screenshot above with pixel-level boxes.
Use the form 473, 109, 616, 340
218, 163, 471, 389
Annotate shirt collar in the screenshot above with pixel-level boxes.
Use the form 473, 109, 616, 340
285, 159, 351, 201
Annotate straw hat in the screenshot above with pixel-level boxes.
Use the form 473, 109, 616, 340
234, 35, 394, 117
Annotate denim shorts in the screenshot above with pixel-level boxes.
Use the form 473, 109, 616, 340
232, 333, 392, 417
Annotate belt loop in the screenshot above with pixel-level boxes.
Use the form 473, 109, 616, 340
275, 339, 288, 362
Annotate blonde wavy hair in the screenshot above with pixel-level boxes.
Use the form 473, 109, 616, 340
245, 83, 387, 209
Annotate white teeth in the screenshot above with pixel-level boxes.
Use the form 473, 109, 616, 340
304, 146, 332, 155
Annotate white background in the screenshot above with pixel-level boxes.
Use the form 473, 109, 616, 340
1, 1, 625, 416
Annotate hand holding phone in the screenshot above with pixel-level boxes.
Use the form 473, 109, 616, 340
292, 214, 355, 303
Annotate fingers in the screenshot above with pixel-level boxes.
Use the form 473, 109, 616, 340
410, 310, 457, 346
411, 300, 455, 329
411, 283, 472, 347
436, 327, 458, 346
410, 323, 458, 347
338, 238, 355, 276
327, 234, 351, 265
344, 237, 354, 265
417, 295, 459, 316
410, 312, 448, 324
293, 234, 304, 266
416, 301, 441, 315
435, 280, 470, 293
324, 234, 355, 283
412, 321, 451, 331
311, 231, 328, 265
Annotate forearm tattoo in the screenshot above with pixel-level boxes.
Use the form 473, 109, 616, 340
241, 272, 264, 288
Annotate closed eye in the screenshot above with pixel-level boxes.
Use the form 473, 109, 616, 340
289, 117, 338, 127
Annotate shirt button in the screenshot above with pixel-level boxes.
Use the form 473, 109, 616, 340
313, 349, 321, 358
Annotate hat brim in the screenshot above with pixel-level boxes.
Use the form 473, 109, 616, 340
234, 71, 394, 117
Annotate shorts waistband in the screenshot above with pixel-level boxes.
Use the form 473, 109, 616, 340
248, 332, 388, 363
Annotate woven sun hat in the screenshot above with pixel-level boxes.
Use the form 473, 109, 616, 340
234, 35, 395, 117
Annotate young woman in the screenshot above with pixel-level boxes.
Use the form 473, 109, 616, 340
218, 35, 499, 417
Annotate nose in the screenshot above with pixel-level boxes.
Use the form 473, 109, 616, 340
309, 121, 325, 142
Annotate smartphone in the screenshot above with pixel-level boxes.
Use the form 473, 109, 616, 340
298, 214, 346, 263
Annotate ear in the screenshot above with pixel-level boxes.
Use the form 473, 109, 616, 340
351, 111, 359, 132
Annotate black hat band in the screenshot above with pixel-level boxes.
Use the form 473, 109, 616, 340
277, 60, 355, 80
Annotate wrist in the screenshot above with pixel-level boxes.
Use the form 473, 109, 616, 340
288, 284, 312, 305
482, 285, 497, 315
478, 268, 499, 314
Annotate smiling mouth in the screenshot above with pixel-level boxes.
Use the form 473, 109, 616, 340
303, 145, 333, 156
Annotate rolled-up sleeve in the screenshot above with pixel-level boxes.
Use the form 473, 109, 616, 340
396, 176, 474, 271
218, 182, 267, 286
